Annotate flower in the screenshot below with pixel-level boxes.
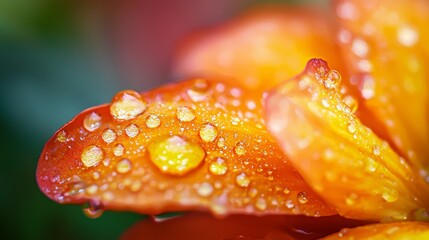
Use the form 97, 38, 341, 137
36, 0, 429, 239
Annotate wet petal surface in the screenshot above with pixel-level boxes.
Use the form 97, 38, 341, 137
174, 6, 347, 91
37, 78, 334, 217
264, 59, 429, 221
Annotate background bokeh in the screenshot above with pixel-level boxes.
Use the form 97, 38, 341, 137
0, 0, 326, 239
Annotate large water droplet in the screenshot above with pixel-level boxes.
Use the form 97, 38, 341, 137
199, 123, 218, 142
56, 130, 67, 142
116, 159, 132, 174
113, 144, 125, 157
83, 112, 102, 132
148, 135, 205, 176
297, 191, 308, 204
234, 142, 246, 156
176, 106, 196, 122
82, 200, 104, 219
187, 79, 210, 102
125, 124, 140, 138
323, 70, 342, 89
110, 90, 147, 120
145, 114, 161, 128
236, 172, 250, 187
81, 145, 103, 167
209, 157, 228, 176
102, 128, 117, 144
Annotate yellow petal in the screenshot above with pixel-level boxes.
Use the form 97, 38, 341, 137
264, 59, 429, 221
322, 222, 429, 240
335, 0, 429, 171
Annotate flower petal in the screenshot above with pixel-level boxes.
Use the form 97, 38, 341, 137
322, 222, 429, 240
174, 6, 347, 90
264, 59, 429, 221
334, 0, 429, 169
122, 213, 369, 240
37, 78, 335, 217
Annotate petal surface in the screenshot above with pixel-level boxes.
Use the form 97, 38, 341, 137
122, 213, 368, 240
37, 78, 335, 217
264, 59, 429, 221
174, 6, 347, 91
335, 0, 429, 170
322, 222, 429, 240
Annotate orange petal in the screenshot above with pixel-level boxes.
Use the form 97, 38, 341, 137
122, 213, 369, 240
334, 0, 429, 170
322, 222, 429, 240
37, 78, 335, 217
173, 6, 347, 91
264, 59, 429, 221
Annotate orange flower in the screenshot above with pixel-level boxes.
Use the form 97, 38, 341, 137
37, 0, 429, 239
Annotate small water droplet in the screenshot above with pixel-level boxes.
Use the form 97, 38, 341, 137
234, 142, 246, 156
285, 200, 295, 209
366, 157, 379, 172
125, 124, 140, 138
145, 114, 161, 128
110, 90, 147, 120
343, 95, 358, 114
56, 130, 67, 142
81, 145, 103, 167
113, 144, 125, 156
360, 75, 375, 99
85, 184, 98, 195
347, 122, 357, 134
255, 197, 267, 211
196, 182, 214, 197
382, 190, 398, 203
199, 123, 218, 142
323, 70, 342, 89
373, 145, 381, 156
148, 135, 205, 176
102, 128, 117, 144
397, 26, 419, 47
130, 181, 142, 192
83, 112, 102, 132
116, 159, 132, 174
217, 137, 226, 148
187, 79, 210, 102
283, 187, 290, 195
351, 38, 369, 57
209, 157, 228, 176
82, 200, 104, 219
297, 191, 308, 204
236, 172, 250, 187
176, 106, 196, 122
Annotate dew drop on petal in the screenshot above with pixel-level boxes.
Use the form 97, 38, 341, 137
115, 159, 132, 174
110, 90, 147, 120
102, 128, 117, 144
113, 144, 125, 157
217, 137, 226, 148
82, 200, 104, 219
382, 190, 399, 203
236, 172, 250, 187
81, 145, 103, 167
255, 197, 267, 211
187, 79, 210, 102
373, 145, 381, 156
176, 106, 196, 122
297, 191, 308, 204
347, 122, 357, 134
148, 135, 205, 176
196, 182, 214, 197
343, 95, 358, 114
125, 124, 140, 138
234, 142, 246, 156
56, 130, 67, 142
85, 184, 98, 195
145, 114, 161, 128
323, 70, 342, 89
199, 123, 218, 142
83, 112, 102, 132
397, 26, 419, 47
209, 157, 228, 176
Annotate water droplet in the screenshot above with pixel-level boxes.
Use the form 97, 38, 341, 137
110, 90, 147, 120
360, 75, 375, 99
285, 200, 295, 209
102, 128, 117, 144
56, 130, 67, 142
145, 114, 161, 128
373, 145, 381, 156
345, 193, 357, 206
82, 200, 104, 219
234, 142, 246, 156
130, 181, 142, 192
351, 38, 369, 57
343, 95, 358, 114
81, 145, 103, 167
382, 190, 398, 203
397, 26, 418, 47
116, 159, 132, 174
217, 137, 226, 148
85, 184, 98, 195
83, 112, 102, 132
236, 172, 250, 187
196, 182, 214, 197
187, 79, 210, 102
199, 123, 218, 142
209, 157, 228, 175
113, 144, 125, 156
283, 187, 290, 195
255, 197, 267, 211
297, 191, 308, 204
125, 124, 139, 138
148, 135, 205, 176
347, 122, 357, 134
366, 157, 379, 172
176, 106, 196, 122
323, 70, 342, 89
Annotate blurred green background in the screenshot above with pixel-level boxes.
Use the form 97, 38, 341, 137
0, 0, 325, 239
